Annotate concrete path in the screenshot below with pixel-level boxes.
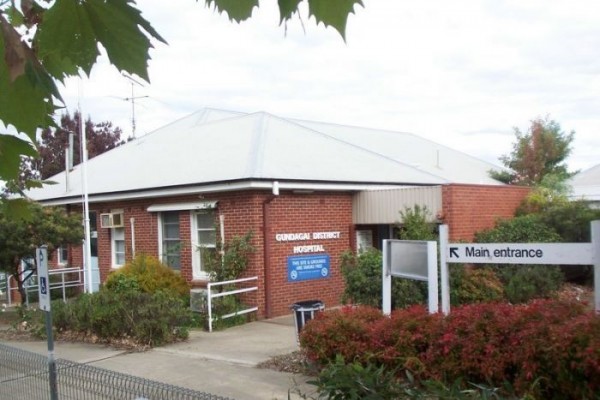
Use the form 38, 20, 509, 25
1, 316, 315, 400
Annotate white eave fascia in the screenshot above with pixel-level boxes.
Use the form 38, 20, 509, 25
147, 201, 218, 212
36, 180, 413, 206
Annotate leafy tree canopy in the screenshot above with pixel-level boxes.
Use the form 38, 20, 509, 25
490, 117, 575, 186
0, 200, 83, 303
35, 111, 123, 180
0, 0, 362, 198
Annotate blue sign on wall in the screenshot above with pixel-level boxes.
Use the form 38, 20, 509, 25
287, 254, 330, 282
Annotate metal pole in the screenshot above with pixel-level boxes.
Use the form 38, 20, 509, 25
45, 311, 58, 400
37, 246, 58, 400
79, 109, 93, 294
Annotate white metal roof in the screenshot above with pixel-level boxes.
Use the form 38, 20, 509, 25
26, 108, 504, 204
569, 164, 600, 202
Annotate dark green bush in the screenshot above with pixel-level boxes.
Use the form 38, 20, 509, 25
52, 288, 193, 346
475, 214, 561, 243
537, 200, 600, 243
304, 355, 403, 400
104, 254, 190, 299
340, 249, 425, 309
501, 265, 564, 304
475, 215, 564, 303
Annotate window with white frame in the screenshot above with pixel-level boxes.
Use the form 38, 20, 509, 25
112, 227, 125, 267
191, 210, 216, 279
159, 211, 181, 270
57, 246, 68, 265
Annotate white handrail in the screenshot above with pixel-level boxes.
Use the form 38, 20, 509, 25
6, 267, 84, 306
206, 276, 258, 332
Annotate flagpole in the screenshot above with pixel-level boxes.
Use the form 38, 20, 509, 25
79, 83, 93, 293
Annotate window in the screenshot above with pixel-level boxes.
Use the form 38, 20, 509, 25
57, 246, 68, 265
112, 227, 125, 267
191, 210, 216, 279
160, 211, 181, 270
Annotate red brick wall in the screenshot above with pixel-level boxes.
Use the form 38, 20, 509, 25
442, 184, 530, 241
60, 190, 352, 318
264, 192, 353, 317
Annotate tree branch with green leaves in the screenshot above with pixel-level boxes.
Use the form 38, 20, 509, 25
0, 0, 362, 207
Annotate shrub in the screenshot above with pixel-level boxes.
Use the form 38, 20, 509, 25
340, 249, 425, 309
300, 306, 384, 365
104, 254, 190, 298
475, 214, 561, 244
516, 198, 600, 283
475, 215, 564, 303
397, 205, 437, 241
52, 287, 193, 346
370, 306, 444, 373
501, 265, 563, 303
202, 231, 255, 283
304, 355, 403, 400
449, 266, 505, 305
300, 301, 600, 399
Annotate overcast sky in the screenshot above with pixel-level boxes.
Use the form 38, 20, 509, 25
60, 0, 600, 172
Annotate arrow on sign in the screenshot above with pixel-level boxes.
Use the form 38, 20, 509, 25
449, 247, 459, 258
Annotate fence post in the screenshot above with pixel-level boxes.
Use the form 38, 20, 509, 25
438, 225, 450, 315
207, 283, 213, 332
592, 220, 599, 314
382, 240, 392, 316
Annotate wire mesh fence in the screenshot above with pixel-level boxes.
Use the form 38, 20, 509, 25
0, 343, 233, 400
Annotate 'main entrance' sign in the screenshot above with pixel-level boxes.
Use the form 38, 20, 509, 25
446, 243, 594, 265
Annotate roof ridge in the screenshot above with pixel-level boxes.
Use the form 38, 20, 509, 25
267, 114, 451, 183
292, 117, 503, 171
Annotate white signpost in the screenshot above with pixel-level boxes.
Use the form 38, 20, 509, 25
382, 240, 442, 315
439, 220, 600, 314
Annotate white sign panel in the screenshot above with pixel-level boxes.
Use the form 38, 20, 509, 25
382, 240, 440, 316
386, 240, 429, 281
36, 246, 51, 312
446, 243, 595, 265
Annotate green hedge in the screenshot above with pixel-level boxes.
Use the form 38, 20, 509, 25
52, 288, 193, 347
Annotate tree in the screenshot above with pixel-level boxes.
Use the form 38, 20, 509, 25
0, 201, 83, 304
490, 117, 575, 186
397, 205, 437, 241
34, 111, 123, 180
0, 0, 362, 209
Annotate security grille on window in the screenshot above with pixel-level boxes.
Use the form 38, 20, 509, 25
161, 211, 181, 269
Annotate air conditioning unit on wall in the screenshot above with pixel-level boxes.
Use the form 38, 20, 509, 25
190, 289, 208, 313
100, 212, 124, 229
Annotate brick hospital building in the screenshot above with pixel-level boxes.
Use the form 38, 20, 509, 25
27, 109, 529, 317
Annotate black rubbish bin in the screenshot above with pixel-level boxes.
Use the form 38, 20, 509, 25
290, 300, 324, 342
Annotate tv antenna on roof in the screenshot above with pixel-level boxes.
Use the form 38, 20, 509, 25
121, 73, 148, 139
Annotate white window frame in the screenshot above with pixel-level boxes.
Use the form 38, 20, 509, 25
57, 246, 68, 266
111, 227, 126, 268
158, 211, 181, 270
190, 210, 217, 280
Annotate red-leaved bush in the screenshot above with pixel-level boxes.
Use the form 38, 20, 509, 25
299, 300, 599, 399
